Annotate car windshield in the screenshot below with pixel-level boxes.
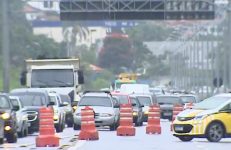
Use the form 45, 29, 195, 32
180, 96, 196, 103
49, 96, 58, 105
137, 96, 151, 106
131, 97, 139, 107
31, 69, 74, 88
194, 96, 231, 110
60, 95, 71, 104
157, 96, 182, 104
114, 95, 129, 104
11, 92, 47, 106
79, 96, 112, 107
0, 96, 10, 109
10, 98, 20, 107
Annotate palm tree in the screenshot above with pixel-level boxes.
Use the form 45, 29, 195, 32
62, 23, 89, 57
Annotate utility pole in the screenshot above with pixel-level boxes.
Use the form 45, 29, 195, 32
2, 0, 10, 92
228, 1, 231, 90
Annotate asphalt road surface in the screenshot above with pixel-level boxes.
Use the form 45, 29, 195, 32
1, 120, 231, 150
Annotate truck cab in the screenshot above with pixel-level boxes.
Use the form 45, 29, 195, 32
20, 59, 84, 103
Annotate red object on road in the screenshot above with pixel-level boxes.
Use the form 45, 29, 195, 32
36, 107, 59, 147
171, 104, 184, 131
79, 106, 99, 140
146, 104, 161, 134
117, 104, 135, 136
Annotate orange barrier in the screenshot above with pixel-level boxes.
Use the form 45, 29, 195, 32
171, 104, 184, 131
79, 106, 99, 140
117, 104, 135, 136
36, 107, 59, 147
146, 104, 161, 134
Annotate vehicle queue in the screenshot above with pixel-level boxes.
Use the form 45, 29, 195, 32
1, 83, 231, 144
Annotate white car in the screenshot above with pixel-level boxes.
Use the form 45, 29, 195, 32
48, 92, 66, 133
9, 96, 29, 138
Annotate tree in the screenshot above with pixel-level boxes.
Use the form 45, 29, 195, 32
98, 33, 133, 73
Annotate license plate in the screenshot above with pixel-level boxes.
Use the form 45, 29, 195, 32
175, 126, 183, 131
164, 112, 172, 116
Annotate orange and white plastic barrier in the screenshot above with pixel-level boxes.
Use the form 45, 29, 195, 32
171, 104, 184, 131
79, 106, 99, 140
146, 104, 161, 134
36, 107, 59, 147
117, 104, 135, 136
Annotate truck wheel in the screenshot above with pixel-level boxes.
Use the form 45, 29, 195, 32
6, 133, 17, 143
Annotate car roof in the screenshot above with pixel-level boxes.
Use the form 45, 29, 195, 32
111, 92, 129, 96
157, 94, 181, 98
11, 88, 48, 94
83, 92, 112, 97
214, 93, 231, 98
0, 93, 9, 97
131, 93, 152, 98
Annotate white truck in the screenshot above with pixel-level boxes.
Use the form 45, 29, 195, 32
20, 58, 84, 103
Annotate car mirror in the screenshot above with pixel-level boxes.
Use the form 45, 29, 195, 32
48, 101, 55, 106
114, 104, 120, 108
132, 103, 136, 107
12, 105, 19, 111
140, 105, 144, 108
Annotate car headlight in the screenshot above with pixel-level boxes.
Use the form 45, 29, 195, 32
194, 115, 207, 121
100, 113, 113, 117
133, 112, 138, 116
1, 113, 10, 120
144, 111, 149, 115
53, 115, 59, 120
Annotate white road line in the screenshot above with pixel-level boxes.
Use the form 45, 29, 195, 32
68, 140, 86, 150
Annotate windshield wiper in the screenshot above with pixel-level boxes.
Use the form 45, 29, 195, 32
53, 80, 72, 87
33, 79, 49, 87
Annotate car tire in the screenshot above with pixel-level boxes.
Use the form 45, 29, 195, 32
6, 133, 17, 143
178, 136, 193, 142
206, 122, 224, 142
73, 123, 81, 130
0, 138, 4, 144
55, 124, 63, 133
67, 121, 74, 127
110, 124, 117, 131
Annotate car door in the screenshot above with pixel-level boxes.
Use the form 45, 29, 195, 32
219, 103, 231, 134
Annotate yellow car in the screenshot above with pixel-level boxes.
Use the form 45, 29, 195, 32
173, 93, 231, 142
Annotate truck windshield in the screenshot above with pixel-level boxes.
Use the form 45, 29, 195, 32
31, 69, 74, 88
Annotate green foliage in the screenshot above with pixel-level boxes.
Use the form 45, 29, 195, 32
98, 35, 133, 73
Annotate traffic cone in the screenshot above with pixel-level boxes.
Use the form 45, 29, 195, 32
171, 104, 184, 131
146, 104, 161, 134
117, 104, 135, 136
36, 107, 59, 147
79, 106, 99, 140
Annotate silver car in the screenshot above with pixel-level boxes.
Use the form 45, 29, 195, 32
9, 96, 29, 138
73, 91, 120, 131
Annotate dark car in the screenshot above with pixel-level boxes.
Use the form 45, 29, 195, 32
129, 95, 144, 126
0, 94, 18, 144
156, 95, 184, 120
10, 88, 51, 134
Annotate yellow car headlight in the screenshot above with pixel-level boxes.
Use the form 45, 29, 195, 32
53, 115, 59, 121
144, 111, 149, 115
1, 113, 10, 120
133, 112, 138, 116
73, 106, 77, 111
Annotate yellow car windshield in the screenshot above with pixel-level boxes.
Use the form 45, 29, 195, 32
194, 96, 231, 110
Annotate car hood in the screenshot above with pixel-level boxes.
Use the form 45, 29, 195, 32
22, 106, 45, 112
0, 109, 11, 114
76, 106, 114, 114
178, 108, 214, 118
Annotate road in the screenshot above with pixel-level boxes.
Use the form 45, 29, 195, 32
1, 120, 231, 150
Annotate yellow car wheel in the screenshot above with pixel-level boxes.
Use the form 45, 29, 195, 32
206, 122, 224, 142
178, 136, 193, 142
